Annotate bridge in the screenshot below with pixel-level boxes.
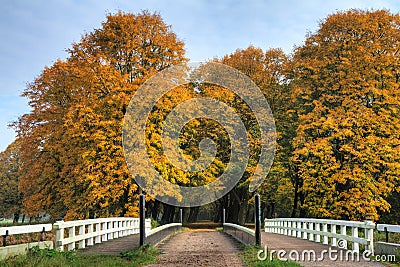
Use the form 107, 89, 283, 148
1, 196, 399, 266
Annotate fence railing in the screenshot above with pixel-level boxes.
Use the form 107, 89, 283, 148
223, 223, 255, 245
376, 223, 400, 255
54, 217, 151, 251
0, 224, 53, 260
377, 224, 400, 243
145, 223, 182, 245
1, 224, 53, 247
265, 218, 375, 254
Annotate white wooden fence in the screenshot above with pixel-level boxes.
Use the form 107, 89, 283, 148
265, 218, 375, 254
0, 224, 53, 259
377, 223, 400, 235
0, 224, 52, 238
54, 217, 151, 251
145, 222, 182, 245
146, 222, 182, 237
375, 223, 400, 255
223, 222, 255, 245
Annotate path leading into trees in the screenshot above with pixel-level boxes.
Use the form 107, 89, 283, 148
262, 232, 385, 267
147, 229, 245, 267
78, 228, 387, 266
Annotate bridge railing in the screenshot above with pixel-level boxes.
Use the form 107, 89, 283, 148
265, 218, 375, 254
222, 195, 262, 246
375, 223, 400, 255
1, 224, 53, 247
0, 224, 53, 260
223, 223, 255, 245
54, 217, 151, 251
145, 222, 182, 245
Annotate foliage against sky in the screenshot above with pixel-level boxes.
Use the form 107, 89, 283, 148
1, 9, 399, 222
291, 10, 400, 220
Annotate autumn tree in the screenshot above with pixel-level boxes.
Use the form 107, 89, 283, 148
14, 11, 186, 220
216, 46, 294, 222
13, 8, 400, 224
291, 9, 400, 220
0, 141, 23, 223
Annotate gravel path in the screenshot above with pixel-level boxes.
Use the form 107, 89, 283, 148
147, 229, 245, 267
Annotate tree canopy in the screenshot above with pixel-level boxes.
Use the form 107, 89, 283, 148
290, 9, 400, 220
2, 9, 399, 223
13, 11, 186, 220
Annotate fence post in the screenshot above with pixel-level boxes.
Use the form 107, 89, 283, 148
68, 226, 75, 251
78, 225, 85, 249
2, 230, 8, 247
322, 223, 328, 245
139, 194, 145, 246
222, 208, 226, 224
255, 194, 261, 246
180, 209, 183, 224
54, 222, 64, 251
365, 216, 374, 255
351, 226, 359, 253
384, 227, 389, 243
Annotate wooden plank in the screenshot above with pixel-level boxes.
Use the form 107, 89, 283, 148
223, 223, 255, 236
377, 224, 400, 233
147, 223, 182, 236
0, 224, 52, 235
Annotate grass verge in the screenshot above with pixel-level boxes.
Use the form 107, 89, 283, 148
0, 244, 160, 267
239, 245, 302, 267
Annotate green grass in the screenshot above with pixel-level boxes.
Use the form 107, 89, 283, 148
375, 230, 400, 244
0, 220, 13, 226
151, 219, 160, 229
0, 244, 161, 267
239, 245, 302, 267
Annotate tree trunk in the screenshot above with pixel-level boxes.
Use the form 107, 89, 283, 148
291, 173, 300, 217
150, 201, 160, 220
187, 207, 199, 222
213, 205, 222, 223
227, 193, 240, 223
299, 192, 306, 217
13, 212, 19, 224
169, 206, 176, 222
161, 204, 171, 224
89, 210, 96, 219
238, 198, 249, 224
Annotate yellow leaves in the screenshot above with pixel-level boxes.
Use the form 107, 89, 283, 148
124, 205, 139, 218
291, 9, 400, 220
10, 8, 400, 222
12, 10, 188, 220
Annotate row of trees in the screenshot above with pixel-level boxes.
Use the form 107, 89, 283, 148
1, 9, 399, 223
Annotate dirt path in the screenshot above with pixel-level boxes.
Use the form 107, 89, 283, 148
147, 229, 245, 267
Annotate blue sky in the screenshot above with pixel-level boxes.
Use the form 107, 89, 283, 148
0, 0, 398, 151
